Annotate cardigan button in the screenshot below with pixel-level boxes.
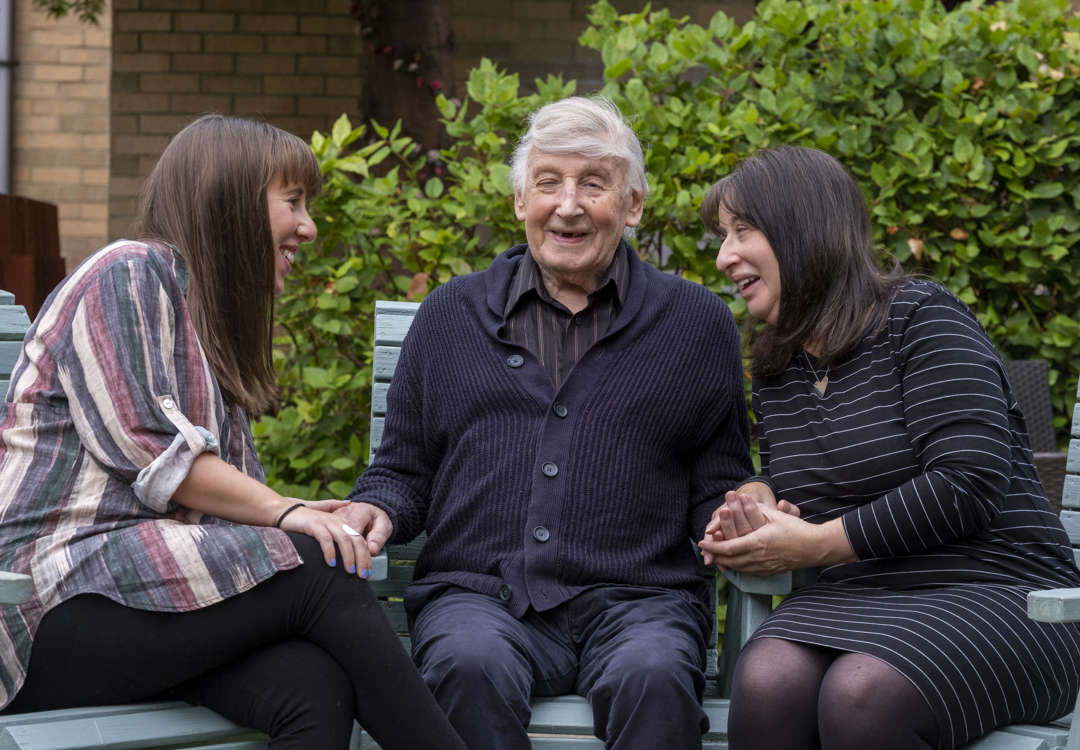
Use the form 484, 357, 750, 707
498, 584, 512, 601
532, 526, 550, 543
541, 461, 558, 477
552, 402, 568, 418
507, 354, 524, 368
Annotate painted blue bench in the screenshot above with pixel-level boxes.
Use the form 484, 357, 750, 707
366, 299, 1079, 750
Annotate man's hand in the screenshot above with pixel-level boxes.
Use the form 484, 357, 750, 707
333, 502, 394, 556
699, 483, 801, 567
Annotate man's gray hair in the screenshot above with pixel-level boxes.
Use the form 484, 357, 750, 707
510, 96, 648, 199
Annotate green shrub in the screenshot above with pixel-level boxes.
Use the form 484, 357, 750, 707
256, 0, 1080, 498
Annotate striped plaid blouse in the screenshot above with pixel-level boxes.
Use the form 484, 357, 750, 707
0, 241, 301, 708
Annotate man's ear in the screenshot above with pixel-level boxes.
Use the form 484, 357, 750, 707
624, 189, 644, 228
514, 191, 527, 221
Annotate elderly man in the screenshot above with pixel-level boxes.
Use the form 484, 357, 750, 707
339, 96, 751, 749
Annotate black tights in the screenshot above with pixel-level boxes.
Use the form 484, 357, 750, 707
7, 533, 467, 750
728, 637, 939, 750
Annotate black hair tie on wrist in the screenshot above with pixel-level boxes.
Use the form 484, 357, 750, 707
274, 502, 305, 528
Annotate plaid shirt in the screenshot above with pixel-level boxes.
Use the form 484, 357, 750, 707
0, 241, 300, 707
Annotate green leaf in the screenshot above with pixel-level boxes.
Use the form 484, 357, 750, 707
425, 177, 445, 198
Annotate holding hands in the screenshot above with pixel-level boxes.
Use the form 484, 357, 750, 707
274, 499, 384, 578
698, 483, 855, 575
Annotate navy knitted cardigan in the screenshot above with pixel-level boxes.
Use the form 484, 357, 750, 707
348, 243, 753, 618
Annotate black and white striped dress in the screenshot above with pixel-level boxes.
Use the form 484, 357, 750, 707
750, 280, 1080, 750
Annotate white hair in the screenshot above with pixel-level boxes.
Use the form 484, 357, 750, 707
510, 96, 648, 200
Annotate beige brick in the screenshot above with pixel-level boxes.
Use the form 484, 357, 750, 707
139, 114, 196, 134
19, 46, 61, 63
237, 15, 298, 34
236, 55, 296, 75
111, 134, 171, 155
296, 96, 358, 115
31, 166, 81, 183
59, 219, 107, 236
57, 82, 110, 99
83, 66, 111, 83
298, 15, 359, 35
298, 55, 358, 75
140, 0, 201, 9
235, 95, 295, 115
81, 133, 110, 150
58, 48, 111, 65
83, 28, 113, 48
111, 176, 146, 196
139, 33, 203, 52
264, 75, 323, 95
80, 172, 111, 189
28, 64, 84, 82
20, 132, 82, 151
111, 154, 141, 177
111, 72, 140, 94
169, 93, 233, 112
18, 80, 60, 98
114, 12, 173, 32
175, 12, 236, 33
172, 53, 235, 73
22, 115, 61, 132
265, 35, 326, 54
27, 29, 84, 48
204, 34, 264, 54
60, 114, 109, 133
113, 53, 172, 72
203, 76, 261, 94
140, 73, 201, 92
112, 93, 171, 113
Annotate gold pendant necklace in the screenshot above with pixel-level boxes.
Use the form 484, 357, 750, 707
803, 351, 829, 396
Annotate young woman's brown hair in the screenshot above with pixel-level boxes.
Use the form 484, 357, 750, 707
135, 114, 321, 415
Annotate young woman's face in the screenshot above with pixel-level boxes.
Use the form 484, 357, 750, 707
267, 174, 316, 295
713, 205, 781, 326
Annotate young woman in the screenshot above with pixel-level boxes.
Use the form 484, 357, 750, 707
698, 145, 1080, 750
0, 114, 467, 750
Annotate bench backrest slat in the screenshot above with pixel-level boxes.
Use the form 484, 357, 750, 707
0, 291, 31, 403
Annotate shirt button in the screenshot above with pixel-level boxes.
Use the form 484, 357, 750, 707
498, 584, 512, 601
541, 461, 558, 477
507, 354, 524, 368
162, 398, 176, 410
533, 526, 550, 543
573, 316, 584, 326
552, 403, 568, 418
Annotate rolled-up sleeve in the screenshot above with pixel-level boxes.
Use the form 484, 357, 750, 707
51, 253, 224, 513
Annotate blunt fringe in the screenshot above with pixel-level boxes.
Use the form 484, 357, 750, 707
702, 146, 907, 377
135, 113, 321, 415
510, 96, 647, 200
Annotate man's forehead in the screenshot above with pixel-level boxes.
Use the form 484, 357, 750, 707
527, 150, 625, 176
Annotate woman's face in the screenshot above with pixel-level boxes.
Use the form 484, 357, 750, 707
267, 174, 317, 295
714, 205, 781, 326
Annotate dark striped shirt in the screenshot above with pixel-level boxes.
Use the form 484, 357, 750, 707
502, 244, 629, 389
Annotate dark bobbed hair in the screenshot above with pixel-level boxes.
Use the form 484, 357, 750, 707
135, 113, 321, 415
701, 146, 907, 377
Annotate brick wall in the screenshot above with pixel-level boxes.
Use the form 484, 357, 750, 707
108, 0, 365, 256
11, 0, 111, 273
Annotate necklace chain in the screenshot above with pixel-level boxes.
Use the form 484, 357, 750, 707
803, 351, 829, 396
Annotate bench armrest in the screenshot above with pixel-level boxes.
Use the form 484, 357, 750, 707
0, 572, 32, 606
1027, 588, 1080, 623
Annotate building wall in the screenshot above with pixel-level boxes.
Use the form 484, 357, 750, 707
11, 0, 111, 272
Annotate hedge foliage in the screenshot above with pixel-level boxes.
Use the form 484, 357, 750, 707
255, 0, 1080, 499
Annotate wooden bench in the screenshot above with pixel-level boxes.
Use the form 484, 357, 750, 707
366, 299, 1080, 750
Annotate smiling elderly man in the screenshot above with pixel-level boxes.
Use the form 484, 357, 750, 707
338, 96, 752, 749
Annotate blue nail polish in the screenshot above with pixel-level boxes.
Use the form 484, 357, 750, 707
330, 559, 336, 567
361, 569, 370, 579
349, 564, 356, 574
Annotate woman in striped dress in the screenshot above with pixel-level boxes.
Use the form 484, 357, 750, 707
0, 114, 466, 750
697, 146, 1080, 750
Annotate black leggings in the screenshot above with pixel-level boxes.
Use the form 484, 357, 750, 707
7, 533, 467, 750
728, 637, 940, 750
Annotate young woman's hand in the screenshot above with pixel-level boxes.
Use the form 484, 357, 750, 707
277, 501, 377, 578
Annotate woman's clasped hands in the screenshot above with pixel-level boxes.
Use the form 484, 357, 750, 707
699, 484, 847, 576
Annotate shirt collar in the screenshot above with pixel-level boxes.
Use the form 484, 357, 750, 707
503, 240, 631, 317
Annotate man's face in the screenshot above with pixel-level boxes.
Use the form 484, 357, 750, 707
514, 150, 643, 290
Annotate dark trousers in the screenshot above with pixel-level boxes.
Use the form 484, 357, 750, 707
412, 585, 712, 750
7, 533, 466, 750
